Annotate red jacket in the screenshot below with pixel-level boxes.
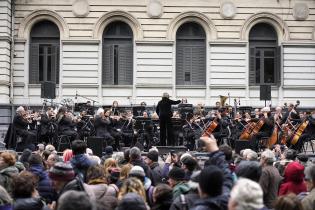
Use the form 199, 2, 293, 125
279, 161, 307, 196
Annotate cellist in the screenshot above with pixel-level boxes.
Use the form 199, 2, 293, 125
291, 110, 315, 151
249, 107, 274, 151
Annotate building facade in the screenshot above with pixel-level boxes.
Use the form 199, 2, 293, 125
0, 0, 315, 118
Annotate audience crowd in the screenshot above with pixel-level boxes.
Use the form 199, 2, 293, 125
0, 136, 315, 210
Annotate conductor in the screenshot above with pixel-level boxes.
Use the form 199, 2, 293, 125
156, 92, 181, 146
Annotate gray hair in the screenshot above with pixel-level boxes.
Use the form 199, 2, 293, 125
162, 92, 169, 98
16, 106, 24, 114
230, 178, 264, 210
129, 147, 141, 160
261, 149, 275, 164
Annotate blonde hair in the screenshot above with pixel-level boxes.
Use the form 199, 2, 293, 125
120, 163, 133, 181
103, 158, 118, 177
118, 177, 146, 201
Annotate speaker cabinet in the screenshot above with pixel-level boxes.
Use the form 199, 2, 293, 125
87, 136, 103, 157
41, 81, 56, 99
260, 85, 271, 101
235, 140, 251, 154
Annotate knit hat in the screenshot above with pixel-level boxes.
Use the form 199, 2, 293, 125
105, 146, 113, 155
129, 166, 145, 178
147, 150, 159, 162
49, 162, 75, 181
168, 167, 185, 181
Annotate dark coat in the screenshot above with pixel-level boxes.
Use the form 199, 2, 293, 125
70, 154, 96, 181
13, 115, 28, 137
150, 162, 163, 184
191, 151, 233, 210
156, 97, 181, 119
57, 116, 74, 133
0, 166, 19, 196
94, 116, 111, 136
170, 191, 199, 210
28, 164, 55, 203
13, 198, 50, 210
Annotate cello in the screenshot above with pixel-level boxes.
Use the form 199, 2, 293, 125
202, 115, 218, 137
239, 121, 256, 140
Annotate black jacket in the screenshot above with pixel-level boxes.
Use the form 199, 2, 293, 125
13, 198, 50, 210
150, 162, 163, 184
156, 98, 181, 119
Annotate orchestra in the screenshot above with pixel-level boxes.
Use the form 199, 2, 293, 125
4, 97, 315, 154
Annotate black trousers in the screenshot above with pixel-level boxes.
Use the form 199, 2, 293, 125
159, 117, 174, 146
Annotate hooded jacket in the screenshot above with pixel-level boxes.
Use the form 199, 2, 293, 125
70, 154, 95, 181
279, 161, 307, 196
28, 164, 55, 203
0, 166, 19, 195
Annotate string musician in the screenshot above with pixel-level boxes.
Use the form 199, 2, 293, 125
249, 107, 274, 151
13, 106, 37, 151
289, 110, 315, 151
56, 106, 78, 141
38, 107, 57, 144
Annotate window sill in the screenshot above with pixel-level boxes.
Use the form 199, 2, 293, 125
28, 84, 60, 88
102, 85, 133, 88
176, 85, 206, 89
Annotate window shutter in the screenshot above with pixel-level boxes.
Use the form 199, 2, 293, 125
102, 44, 114, 85
192, 43, 206, 85
118, 44, 133, 85
249, 46, 256, 86
275, 46, 281, 86
51, 44, 60, 84
176, 42, 185, 85
29, 43, 39, 84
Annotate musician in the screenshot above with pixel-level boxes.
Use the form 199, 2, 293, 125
250, 107, 274, 151
156, 92, 181, 146
118, 111, 134, 147
13, 106, 36, 151
207, 108, 230, 142
39, 107, 56, 144
281, 103, 300, 125
135, 111, 154, 149
111, 100, 120, 116
76, 110, 94, 140
85, 100, 95, 116
56, 106, 78, 141
291, 111, 315, 151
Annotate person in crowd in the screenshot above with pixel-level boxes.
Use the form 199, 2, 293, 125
120, 163, 133, 182
12, 171, 49, 210
57, 190, 94, 210
107, 167, 122, 194
19, 149, 32, 169
62, 149, 73, 163
259, 149, 282, 209
119, 148, 130, 165
151, 184, 173, 210
116, 192, 148, 210
191, 135, 233, 210
118, 178, 148, 206
0, 152, 19, 196
0, 185, 13, 210
27, 153, 55, 203
168, 167, 190, 199
181, 156, 198, 180
274, 149, 296, 176
279, 161, 307, 196
46, 153, 60, 170
7, 150, 25, 172
145, 150, 163, 184
156, 92, 181, 146
70, 140, 96, 181
103, 158, 118, 178
274, 193, 304, 210
302, 164, 315, 210
235, 161, 262, 183
170, 170, 200, 210
101, 146, 114, 163
228, 178, 264, 210
48, 162, 84, 200
129, 147, 154, 183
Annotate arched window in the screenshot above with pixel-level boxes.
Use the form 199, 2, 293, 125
29, 20, 60, 84
249, 23, 280, 86
176, 22, 206, 86
102, 21, 133, 85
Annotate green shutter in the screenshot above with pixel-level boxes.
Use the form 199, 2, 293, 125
29, 43, 39, 84
249, 46, 256, 86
